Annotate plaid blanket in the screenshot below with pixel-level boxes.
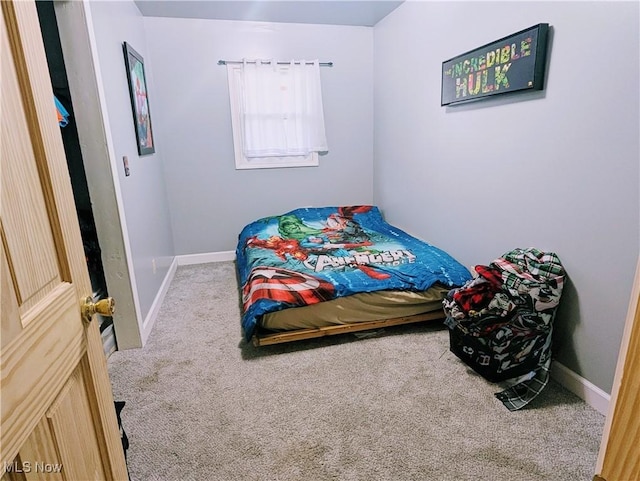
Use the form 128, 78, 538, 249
443, 248, 565, 411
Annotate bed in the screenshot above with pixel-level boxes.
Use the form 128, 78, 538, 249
236, 206, 472, 346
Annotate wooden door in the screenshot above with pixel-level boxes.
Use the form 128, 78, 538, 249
0, 1, 128, 479
594, 259, 640, 481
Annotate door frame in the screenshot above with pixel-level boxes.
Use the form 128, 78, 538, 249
594, 255, 640, 480
52, 0, 143, 349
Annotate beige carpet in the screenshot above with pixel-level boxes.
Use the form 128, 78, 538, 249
108, 261, 605, 481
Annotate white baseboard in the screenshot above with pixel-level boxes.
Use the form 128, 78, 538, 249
550, 361, 610, 415
102, 323, 117, 358
138, 252, 235, 346
140, 257, 178, 346
176, 250, 236, 265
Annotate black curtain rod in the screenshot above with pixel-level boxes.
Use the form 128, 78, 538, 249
218, 60, 333, 67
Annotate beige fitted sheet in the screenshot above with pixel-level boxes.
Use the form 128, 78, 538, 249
260, 283, 451, 332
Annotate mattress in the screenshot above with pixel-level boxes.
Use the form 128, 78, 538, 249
261, 284, 450, 331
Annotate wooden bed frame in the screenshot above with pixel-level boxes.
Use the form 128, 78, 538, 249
251, 309, 446, 346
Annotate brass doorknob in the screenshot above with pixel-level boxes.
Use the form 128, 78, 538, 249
82, 296, 115, 323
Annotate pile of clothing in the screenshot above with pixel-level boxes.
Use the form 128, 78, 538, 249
443, 248, 565, 411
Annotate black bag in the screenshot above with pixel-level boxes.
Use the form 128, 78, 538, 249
447, 309, 552, 382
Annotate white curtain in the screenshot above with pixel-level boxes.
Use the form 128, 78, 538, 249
240, 59, 327, 158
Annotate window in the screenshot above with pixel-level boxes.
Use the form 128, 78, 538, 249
226, 60, 328, 170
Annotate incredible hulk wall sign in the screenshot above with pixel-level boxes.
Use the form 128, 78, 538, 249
441, 23, 549, 106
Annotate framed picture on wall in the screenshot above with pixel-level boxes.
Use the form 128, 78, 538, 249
123, 42, 155, 155
441, 23, 549, 106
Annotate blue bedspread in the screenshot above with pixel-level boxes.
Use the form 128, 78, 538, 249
236, 206, 472, 340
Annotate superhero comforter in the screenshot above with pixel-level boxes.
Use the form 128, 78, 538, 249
236, 206, 472, 341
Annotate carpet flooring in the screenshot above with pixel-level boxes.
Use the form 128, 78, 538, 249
108, 261, 605, 481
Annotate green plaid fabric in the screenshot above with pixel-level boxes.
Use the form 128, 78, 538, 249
444, 247, 565, 411
493, 248, 565, 316
495, 358, 551, 411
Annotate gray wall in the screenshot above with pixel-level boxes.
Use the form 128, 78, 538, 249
373, 1, 639, 393
89, 1, 175, 320
142, 17, 374, 254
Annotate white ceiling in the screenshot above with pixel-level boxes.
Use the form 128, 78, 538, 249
134, 0, 404, 27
